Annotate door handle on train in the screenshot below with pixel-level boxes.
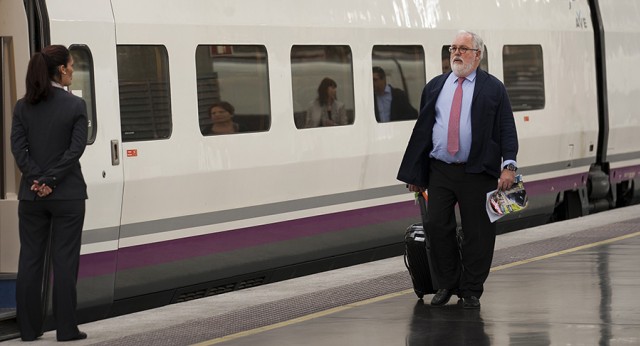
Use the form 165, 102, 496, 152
111, 139, 120, 166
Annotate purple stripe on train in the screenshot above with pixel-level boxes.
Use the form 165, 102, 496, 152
77, 172, 588, 279
524, 172, 587, 195
78, 200, 420, 278
609, 165, 640, 184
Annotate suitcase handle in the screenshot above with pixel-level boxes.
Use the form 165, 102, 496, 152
417, 192, 428, 225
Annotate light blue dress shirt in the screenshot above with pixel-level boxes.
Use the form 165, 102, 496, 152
431, 71, 476, 164
430, 70, 517, 169
376, 84, 392, 123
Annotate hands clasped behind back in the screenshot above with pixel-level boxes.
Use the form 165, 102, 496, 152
30, 180, 53, 197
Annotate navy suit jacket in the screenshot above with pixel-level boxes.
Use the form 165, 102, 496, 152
397, 69, 518, 188
374, 86, 418, 122
11, 87, 88, 200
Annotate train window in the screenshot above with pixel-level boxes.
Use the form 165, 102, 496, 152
116, 45, 172, 141
372, 46, 423, 122
441, 45, 488, 74
69, 45, 97, 144
291, 45, 354, 129
502, 45, 545, 111
195, 45, 270, 135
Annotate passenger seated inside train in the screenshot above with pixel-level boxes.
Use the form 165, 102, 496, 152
304, 77, 348, 128
205, 101, 240, 135
372, 66, 418, 122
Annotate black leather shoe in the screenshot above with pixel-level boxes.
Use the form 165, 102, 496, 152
462, 296, 481, 309
58, 331, 87, 342
431, 289, 454, 306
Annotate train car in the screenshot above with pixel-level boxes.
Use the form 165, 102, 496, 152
1, 0, 639, 334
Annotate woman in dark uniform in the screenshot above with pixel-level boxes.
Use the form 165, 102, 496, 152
10, 45, 88, 342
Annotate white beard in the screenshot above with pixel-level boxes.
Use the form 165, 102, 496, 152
451, 59, 473, 77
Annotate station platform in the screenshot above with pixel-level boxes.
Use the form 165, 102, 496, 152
4, 205, 640, 345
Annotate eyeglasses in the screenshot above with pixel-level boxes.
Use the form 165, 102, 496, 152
448, 46, 479, 54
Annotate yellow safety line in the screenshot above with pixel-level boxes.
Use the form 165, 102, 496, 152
192, 231, 640, 346
490, 231, 640, 272
191, 290, 413, 346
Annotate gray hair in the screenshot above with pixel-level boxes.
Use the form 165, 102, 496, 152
458, 30, 484, 60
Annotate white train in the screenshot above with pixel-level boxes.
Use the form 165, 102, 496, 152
1, 0, 639, 325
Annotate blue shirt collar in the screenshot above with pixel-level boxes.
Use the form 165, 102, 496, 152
451, 69, 478, 84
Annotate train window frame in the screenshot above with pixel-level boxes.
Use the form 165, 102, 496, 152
502, 44, 545, 112
290, 45, 355, 129
68, 44, 97, 145
441, 45, 489, 74
116, 45, 173, 142
371, 45, 424, 123
195, 44, 271, 136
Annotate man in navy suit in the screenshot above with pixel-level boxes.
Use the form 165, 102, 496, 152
373, 66, 418, 122
397, 31, 519, 309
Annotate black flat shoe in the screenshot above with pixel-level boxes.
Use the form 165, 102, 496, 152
462, 296, 481, 309
431, 289, 454, 306
57, 331, 87, 341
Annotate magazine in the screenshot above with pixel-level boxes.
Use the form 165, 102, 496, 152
486, 174, 528, 223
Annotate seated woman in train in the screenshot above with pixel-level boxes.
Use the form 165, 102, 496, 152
206, 101, 240, 135
304, 77, 348, 128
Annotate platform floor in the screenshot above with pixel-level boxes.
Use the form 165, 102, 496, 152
4, 205, 640, 345
207, 235, 640, 346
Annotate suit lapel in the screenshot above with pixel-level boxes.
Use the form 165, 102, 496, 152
472, 68, 489, 104
428, 72, 450, 109
434, 71, 451, 94
469, 69, 490, 146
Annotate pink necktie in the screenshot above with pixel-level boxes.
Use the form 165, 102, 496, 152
448, 77, 465, 156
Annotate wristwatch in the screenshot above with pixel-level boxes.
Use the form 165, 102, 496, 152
505, 163, 517, 172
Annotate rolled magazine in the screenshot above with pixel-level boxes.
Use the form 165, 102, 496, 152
486, 174, 528, 223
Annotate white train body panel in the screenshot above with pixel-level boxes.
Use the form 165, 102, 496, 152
1, 0, 605, 257
46, 0, 124, 255
600, 0, 640, 170
90, 0, 601, 242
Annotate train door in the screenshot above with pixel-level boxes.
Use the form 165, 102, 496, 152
0, 0, 30, 313
45, 0, 125, 318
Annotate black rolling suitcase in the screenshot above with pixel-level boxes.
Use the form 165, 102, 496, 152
404, 193, 437, 299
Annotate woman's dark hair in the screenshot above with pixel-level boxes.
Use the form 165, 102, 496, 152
317, 77, 337, 106
24, 45, 70, 104
209, 101, 235, 115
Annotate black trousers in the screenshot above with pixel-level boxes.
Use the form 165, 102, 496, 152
426, 159, 496, 298
16, 199, 85, 341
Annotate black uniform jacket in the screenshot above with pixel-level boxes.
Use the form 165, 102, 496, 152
397, 69, 518, 188
11, 87, 88, 200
